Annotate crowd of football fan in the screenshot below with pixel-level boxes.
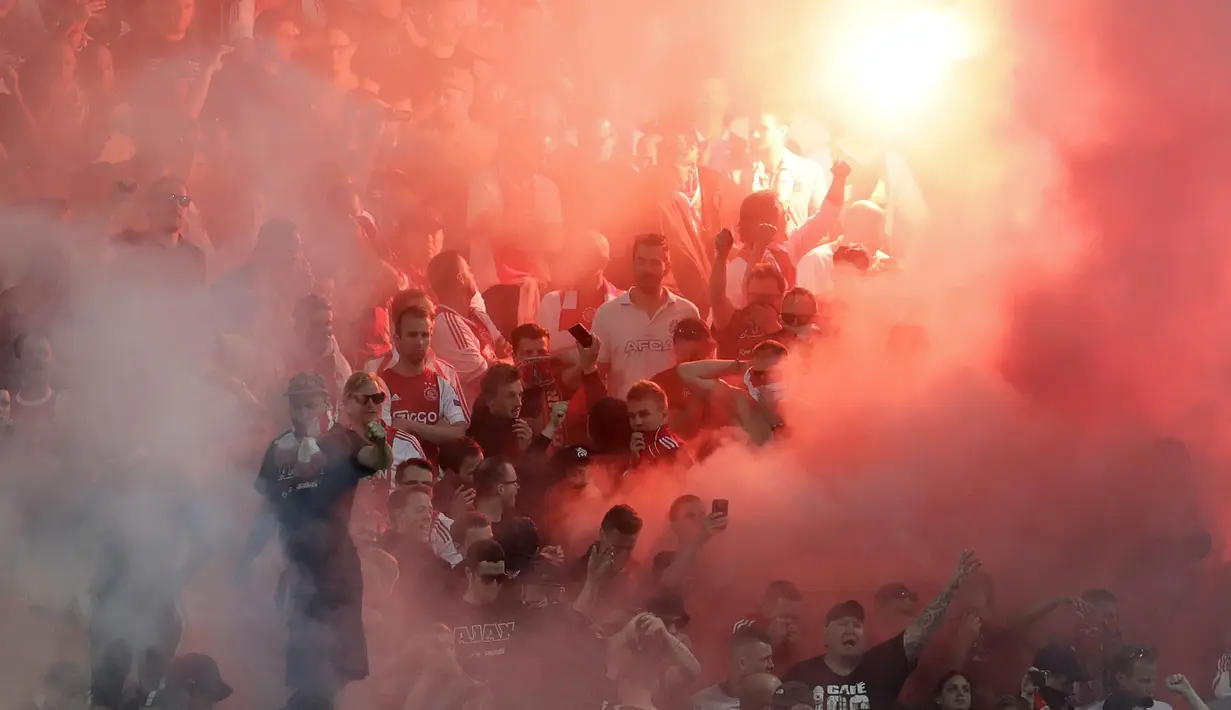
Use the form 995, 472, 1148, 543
0, 0, 1224, 710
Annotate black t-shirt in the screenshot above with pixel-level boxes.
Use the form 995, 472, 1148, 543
716, 309, 771, 360
437, 598, 521, 682
782, 632, 917, 710
510, 604, 611, 710
255, 425, 380, 579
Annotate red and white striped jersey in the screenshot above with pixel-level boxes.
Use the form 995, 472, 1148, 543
645, 426, 690, 463
431, 305, 503, 400
381, 365, 468, 470
430, 511, 462, 567
362, 351, 468, 418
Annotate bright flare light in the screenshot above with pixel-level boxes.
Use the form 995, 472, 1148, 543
835, 9, 976, 114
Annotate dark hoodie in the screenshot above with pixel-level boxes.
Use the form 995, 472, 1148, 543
466, 405, 521, 460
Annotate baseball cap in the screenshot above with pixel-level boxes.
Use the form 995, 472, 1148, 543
166, 654, 233, 703
286, 371, 329, 397
874, 582, 919, 606
549, 445, 591, 469
645, 591, 691, 628
825, 599, 866, 624
1104, 692, 1154, 710
1032, 641, 1090, 682
772, 682, 814, 709
673, 317, 712, 341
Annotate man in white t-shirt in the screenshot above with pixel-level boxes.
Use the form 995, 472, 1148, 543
1082, 646, 1174, 710
591, 234, 700, 398
797, 201, 891, 296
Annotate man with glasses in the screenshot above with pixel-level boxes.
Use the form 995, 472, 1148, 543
441, 539, 519, 683
244, 371, 392, 696
472, 457, 518, 531
769, 288, 825, 344
111, 176, 207, 285
651, 317, 716, 440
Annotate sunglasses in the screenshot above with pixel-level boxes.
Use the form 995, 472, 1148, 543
350, 392, 387, 406
781, 313, 814, 327
162, 193, 191, 207
479, 573, 508, 585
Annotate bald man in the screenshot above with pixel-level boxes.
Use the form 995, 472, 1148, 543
795, 200, 895, 295
536, 231, 624, 352
738, 672, 783, 710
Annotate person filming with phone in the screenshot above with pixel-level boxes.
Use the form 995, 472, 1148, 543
1022, 642, 1091, 710
652, 495, 729, 592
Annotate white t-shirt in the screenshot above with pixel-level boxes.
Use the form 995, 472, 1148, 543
590, 290, 700, 398
1084, 700, 1173, 710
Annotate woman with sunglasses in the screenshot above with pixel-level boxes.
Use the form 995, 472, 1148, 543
247, 371, 392, 699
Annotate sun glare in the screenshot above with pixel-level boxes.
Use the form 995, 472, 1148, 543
830, 9, 977, 115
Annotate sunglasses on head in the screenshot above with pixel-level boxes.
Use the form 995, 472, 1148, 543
350, 392, 387, 406
781, 313, 814, 327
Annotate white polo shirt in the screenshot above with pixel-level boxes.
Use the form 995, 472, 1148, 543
591, 289, 700, 399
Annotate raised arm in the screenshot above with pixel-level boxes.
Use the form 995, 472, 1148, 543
711, 229, 737, 329
787, 161, 851, 262
1168, 674, 1212, 710
677, 359, 745, 394
903, 550, 982, 662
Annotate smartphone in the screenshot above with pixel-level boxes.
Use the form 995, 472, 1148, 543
568, 323, 594, 348
712, 499, 729, 516
1027, 669, 1048, 687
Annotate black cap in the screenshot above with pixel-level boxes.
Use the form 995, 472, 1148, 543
673, 317, 712, 341
645, 591, 691, 627
549, 445, 592, 469
874, 582, 919, 606
825, 600, 865, 624
166, 654, 233, 703
772, 682, 814, 709
1032, 641, 1090, 682
1104, 692, 1154, 710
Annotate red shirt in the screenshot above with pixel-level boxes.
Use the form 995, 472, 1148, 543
381, 366, 468, 465
645, 425, 688, 462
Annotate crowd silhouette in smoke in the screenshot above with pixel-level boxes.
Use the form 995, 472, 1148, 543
0, 1, 1229, 710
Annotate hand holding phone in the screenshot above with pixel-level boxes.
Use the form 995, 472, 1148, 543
568, 323, 594, 348
712, 499, 729, 516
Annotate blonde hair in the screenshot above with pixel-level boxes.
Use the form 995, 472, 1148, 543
342, 371, 388, 400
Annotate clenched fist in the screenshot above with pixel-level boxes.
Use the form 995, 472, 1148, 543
364, 420, 387, 443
